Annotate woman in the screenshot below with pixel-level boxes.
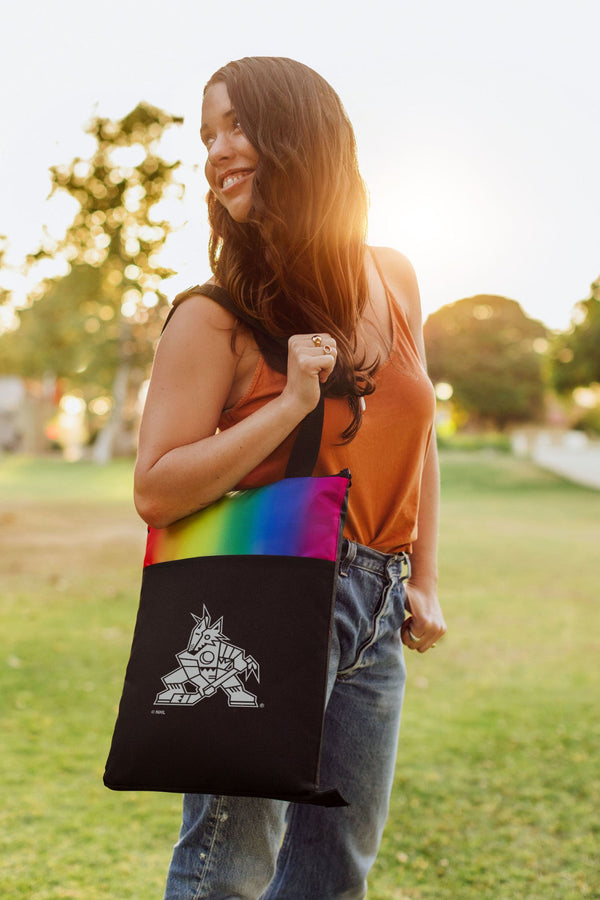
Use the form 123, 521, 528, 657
134, 56, 446, 900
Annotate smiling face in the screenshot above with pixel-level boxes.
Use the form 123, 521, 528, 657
201, 81, 259, 224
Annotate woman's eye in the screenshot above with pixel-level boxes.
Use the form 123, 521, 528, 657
201, 118, 242, 152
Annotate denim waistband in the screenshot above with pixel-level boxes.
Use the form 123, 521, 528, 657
339, 539, 411, 581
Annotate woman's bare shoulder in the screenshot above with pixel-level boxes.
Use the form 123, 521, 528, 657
368, 245, 426, 359
369, 246, 419, 298
164, 283, 258, 355
167, 286, 236, 330
158, 288, 246, 360
149, 292, 239, 399
155, 288, 259, 411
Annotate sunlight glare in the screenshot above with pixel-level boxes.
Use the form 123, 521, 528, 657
110, 144, 146, 169
121, 288, 141, 317
60, 394, 86, 415
435, 382, 454, 401
123, 184, 145, 213
149, 195, 186, 227
125, 264, 141, 279
573, 386, 599, 409
89, 396, 113, 416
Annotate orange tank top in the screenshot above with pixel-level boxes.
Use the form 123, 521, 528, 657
218, 289, 435, 554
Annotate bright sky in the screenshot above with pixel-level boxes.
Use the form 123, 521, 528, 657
1, 0, 598, 331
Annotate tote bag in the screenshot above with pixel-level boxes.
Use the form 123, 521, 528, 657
104, 285, 349, 806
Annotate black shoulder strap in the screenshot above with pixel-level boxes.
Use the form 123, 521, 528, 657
163, 282, 324, 478
285, 390, 325, 478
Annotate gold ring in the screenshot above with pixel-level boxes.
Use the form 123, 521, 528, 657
312, 335, 322, 346
408, 628, 423, 643
323, 344, 333, 354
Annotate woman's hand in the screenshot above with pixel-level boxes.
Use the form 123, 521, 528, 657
401, 583, 447, 654
280, 333, 337, 417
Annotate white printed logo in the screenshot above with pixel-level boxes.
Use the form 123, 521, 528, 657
154, 607, 260, 708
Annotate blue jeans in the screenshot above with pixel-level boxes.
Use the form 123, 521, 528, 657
163, 540, 409, 900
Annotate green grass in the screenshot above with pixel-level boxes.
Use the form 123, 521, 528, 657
1, 452, 599, 899
0, 454, 134, 502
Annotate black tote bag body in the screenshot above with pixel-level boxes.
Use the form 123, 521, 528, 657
104, 284, 350, 805
104, 551, 343, 802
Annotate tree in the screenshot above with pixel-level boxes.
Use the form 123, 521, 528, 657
0, 102, 183, 458
551, 277, 600, 393
0, 239, 11, 334
424, 295, 548, 430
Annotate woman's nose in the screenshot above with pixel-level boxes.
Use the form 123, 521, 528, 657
207, 132, 231, 165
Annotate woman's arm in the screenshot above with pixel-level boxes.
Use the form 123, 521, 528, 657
375, 248, 447, 652
403, 435, 446, 652
134, 293, 336, 528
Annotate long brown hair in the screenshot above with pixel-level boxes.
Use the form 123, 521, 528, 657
204, 57, 376, 439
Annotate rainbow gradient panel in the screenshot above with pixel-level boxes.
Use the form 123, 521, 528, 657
144, 474, 349, 567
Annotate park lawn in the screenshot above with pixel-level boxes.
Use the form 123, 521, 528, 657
1, 452, 599, 899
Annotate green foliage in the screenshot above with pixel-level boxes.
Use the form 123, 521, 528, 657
0, 263, 159, 405
435, 431, 512, 453
572, 404, 600, 435
2, 454, 599, 898
424, 295, 548, 429
0, 103, 183, 401
0, 236, 10, 309
551, 278, 600, 393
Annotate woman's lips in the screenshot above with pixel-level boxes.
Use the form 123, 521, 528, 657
221, 170, 254, 191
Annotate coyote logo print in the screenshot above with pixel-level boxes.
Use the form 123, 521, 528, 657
155, 607, 260, 708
